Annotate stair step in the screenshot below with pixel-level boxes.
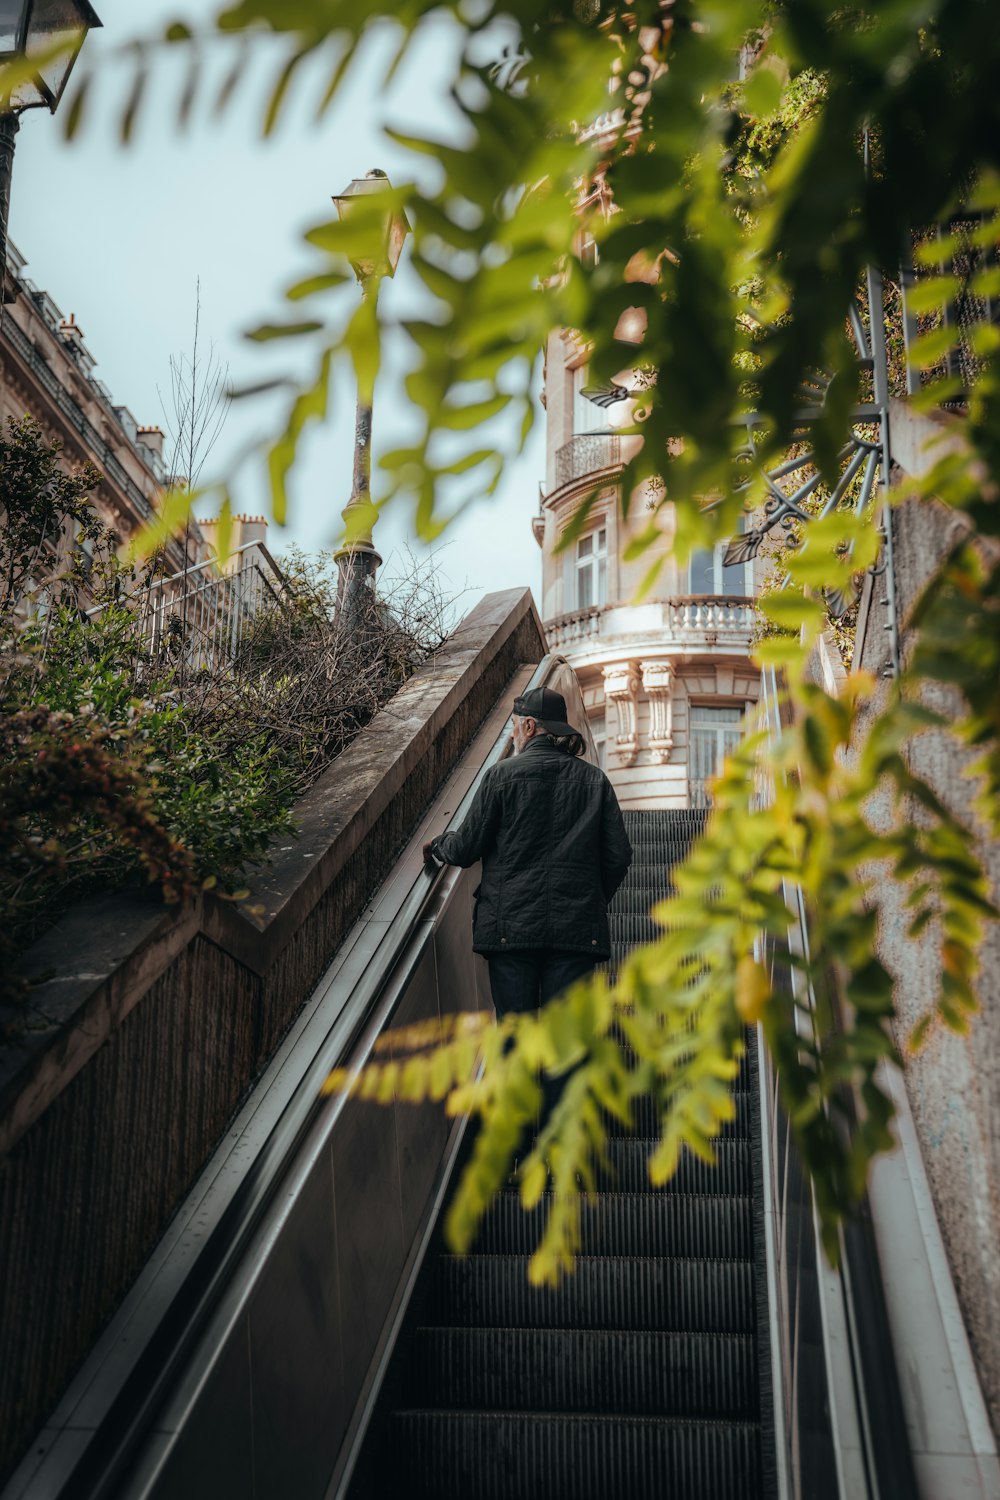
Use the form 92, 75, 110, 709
408, 1326, 758, 1417
391, 1409, 761, 1500
476, 1192, 752, 1259
430, 1255, 755, 1333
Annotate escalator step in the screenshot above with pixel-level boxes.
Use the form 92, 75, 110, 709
605, 1091, 751, 1139
391, 1409, 761, 1500
430, 1254, 754, 1333
609, 915, 663, 946
611, 887, 678, 913
409, 1326, 757, 1417
476, 1192, 752, 1259
509, 1138, 753, 1195
590, 1138, 753, 1195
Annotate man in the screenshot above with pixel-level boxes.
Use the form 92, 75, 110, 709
423, 686, 632, 1021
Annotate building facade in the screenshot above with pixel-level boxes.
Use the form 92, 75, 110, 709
0, 243, 286, 667
0, 240, 206, 579
536, 328, 760, 808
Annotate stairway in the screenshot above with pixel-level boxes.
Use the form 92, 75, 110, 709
354, 809, 764, 1500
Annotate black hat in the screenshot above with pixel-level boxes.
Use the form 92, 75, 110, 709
513, 686, 581, 738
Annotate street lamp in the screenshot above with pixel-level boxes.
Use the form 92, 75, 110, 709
330, 168, 410, 625
0, 2, 101, 314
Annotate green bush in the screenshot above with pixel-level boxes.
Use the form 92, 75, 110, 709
0, 420, 449, 1005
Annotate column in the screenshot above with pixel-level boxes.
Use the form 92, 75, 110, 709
641, 659, 674, 763
602, 661, 640, 767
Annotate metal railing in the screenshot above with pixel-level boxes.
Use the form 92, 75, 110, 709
87, 541, 292, 672
553, 433, 620, 489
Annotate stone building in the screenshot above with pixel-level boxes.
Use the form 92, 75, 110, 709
0, 239, 207, 579
535, 327, 760, 807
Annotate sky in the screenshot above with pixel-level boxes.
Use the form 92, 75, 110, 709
12, 2, 544, 611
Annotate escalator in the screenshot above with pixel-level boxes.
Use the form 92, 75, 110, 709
351, 809, 766, 1500
9, 645, 993, 1500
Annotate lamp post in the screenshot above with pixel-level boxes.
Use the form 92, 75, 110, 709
330, 168, 409, 628
0, 1, 102, 318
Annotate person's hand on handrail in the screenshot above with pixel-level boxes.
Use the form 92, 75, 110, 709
422, 841, 445, 871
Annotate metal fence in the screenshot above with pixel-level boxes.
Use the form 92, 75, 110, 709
87, 541, 292, 673
554, 433, 621, 489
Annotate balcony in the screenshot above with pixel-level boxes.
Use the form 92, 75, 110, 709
545, 596, 756, 657
554, 433, 621, 490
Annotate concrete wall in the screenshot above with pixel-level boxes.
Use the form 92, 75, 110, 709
852, 402, 1000, 1437
0, 588, 547, 1484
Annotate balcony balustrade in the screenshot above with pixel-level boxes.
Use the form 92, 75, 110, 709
553, 433, 621, 490
545, 595, 756, 655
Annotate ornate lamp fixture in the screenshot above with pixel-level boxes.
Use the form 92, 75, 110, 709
0, 1, 102, 316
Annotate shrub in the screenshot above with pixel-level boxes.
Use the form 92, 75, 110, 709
0, 423, 452, 1005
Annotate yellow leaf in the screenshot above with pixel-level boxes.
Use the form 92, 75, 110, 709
519, 1158, 548, 1211
735, 956, 770, 1023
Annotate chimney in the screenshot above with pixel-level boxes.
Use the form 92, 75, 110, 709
137, 425, 164, 459
232, 514, 268, 549
59, 312, 86, 351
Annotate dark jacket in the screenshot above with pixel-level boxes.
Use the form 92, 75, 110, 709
431, 736, 632, 958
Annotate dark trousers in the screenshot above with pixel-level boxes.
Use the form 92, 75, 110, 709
487, 950, 597, 1136
487, 948, 597, 1019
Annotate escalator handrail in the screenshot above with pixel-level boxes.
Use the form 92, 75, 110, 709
62, 653, 567, 1500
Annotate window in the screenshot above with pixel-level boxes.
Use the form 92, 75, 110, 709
573, 364, 606, 435
576, 527, 607, 610
688, 516, 750, 597
689, 704, 744, 808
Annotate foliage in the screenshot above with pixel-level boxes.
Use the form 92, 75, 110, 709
330, 635, 994, 1281
174, 545, 456, 799
0, 428, 452, 1006
16, 3, 1000, 1266
0, 416, 106, 619
0, 706, 197, 1013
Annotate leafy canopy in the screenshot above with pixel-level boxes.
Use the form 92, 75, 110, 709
14, 1, 1000, 1268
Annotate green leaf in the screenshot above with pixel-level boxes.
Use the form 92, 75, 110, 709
758, 591, 826, 631
246, 320, 324, 342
